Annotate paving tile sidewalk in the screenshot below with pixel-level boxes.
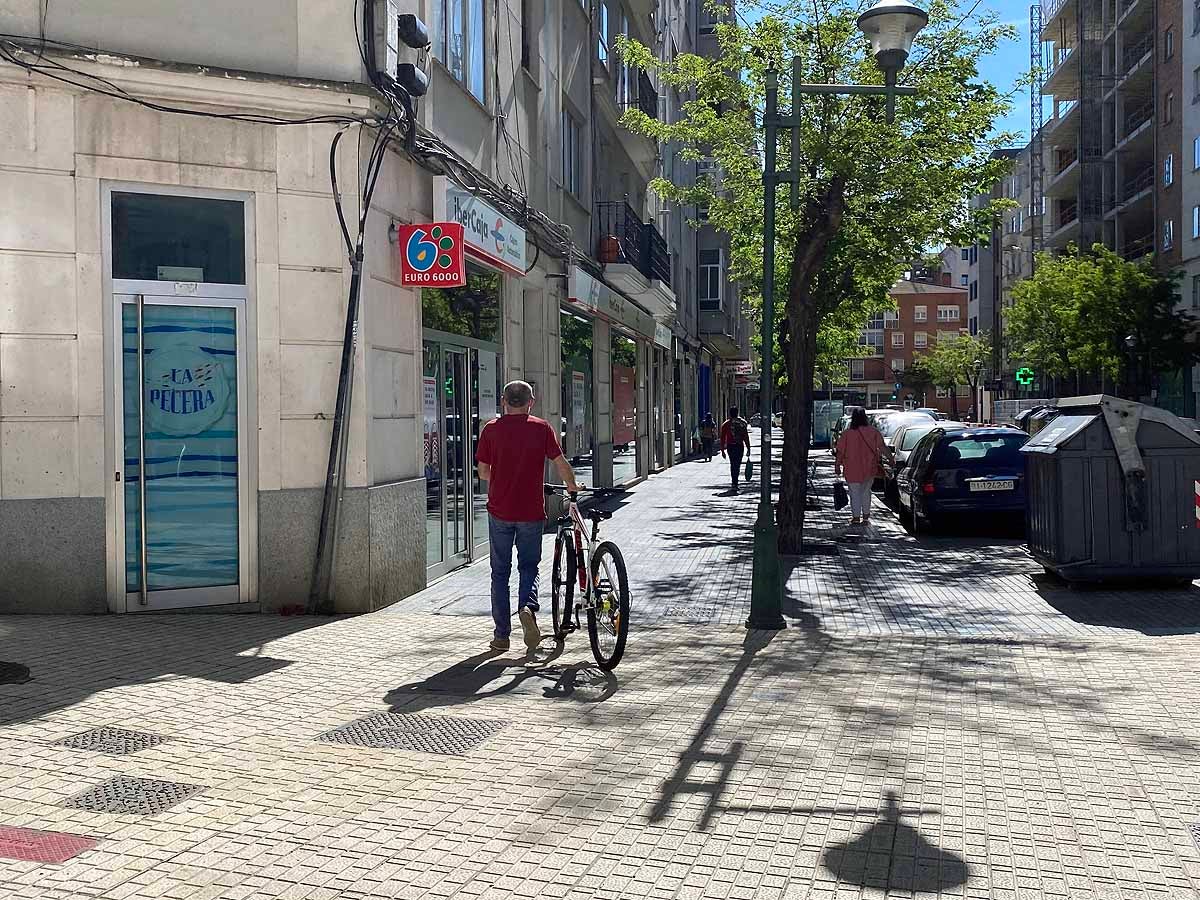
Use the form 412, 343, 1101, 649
0, 435, 1198, 899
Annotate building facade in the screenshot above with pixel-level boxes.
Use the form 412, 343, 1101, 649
0, 0, 748, 614
837, 279, 970, 415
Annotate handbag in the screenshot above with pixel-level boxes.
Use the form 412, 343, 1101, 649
834, 480, 849, 510
856, 428, 886, 480
744, 457, 753, 481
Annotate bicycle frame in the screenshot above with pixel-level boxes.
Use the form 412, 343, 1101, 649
561, 495, 602, 613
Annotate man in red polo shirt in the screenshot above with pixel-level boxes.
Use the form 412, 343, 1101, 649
476, 380, 580, 652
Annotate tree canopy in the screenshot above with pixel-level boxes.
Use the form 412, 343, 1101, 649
619, 0, 1016, 550
1005, 244, 1200, 392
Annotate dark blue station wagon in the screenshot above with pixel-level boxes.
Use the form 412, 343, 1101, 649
896, 427, 1029, 531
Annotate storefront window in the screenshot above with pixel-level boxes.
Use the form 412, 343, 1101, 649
611, 333, 639, 485
112, 192, 245, 284
560, 310, 594, 485
423, 345, 444, 567
422, 265, 502, 342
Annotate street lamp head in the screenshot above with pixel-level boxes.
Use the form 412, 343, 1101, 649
857, 0, 929, 78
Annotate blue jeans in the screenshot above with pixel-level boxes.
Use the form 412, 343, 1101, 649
489, 515, 544, 639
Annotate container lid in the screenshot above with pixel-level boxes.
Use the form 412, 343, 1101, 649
1020, 414, 1095, 454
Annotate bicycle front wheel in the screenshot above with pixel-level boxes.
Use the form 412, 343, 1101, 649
551, 532, 576, 640
587, 541, 630, 671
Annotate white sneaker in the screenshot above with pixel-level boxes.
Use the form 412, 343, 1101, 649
518, 608, 541, 650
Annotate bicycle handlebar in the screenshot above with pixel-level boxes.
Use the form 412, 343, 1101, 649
543, 483, 623, 497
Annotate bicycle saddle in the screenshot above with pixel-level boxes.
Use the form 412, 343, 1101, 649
586, 509, 613, 521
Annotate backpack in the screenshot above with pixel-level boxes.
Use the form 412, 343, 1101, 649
729, 418, 748, 444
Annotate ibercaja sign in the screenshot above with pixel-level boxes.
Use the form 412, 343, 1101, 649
398, 222, 467, 287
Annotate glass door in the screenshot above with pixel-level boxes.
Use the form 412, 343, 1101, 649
117, 294, 245, 609
442, 347, 471, 568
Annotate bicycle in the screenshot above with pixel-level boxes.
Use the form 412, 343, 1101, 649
544, 484, 630, 671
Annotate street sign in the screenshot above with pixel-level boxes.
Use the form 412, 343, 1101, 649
1015, 367, 1035, 386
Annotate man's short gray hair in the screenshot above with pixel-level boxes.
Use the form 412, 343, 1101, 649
503, 380, 534, 408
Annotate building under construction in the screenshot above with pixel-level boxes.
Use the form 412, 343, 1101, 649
1038, 0, 1180, 269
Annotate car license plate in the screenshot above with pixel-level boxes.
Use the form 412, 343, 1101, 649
970, 479, 1015, 492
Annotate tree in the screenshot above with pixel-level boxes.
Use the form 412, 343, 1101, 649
619, 4, 1015, 551
921, 331, 991, 418
901, 356, 935, 407
1005, 244, 1200, 398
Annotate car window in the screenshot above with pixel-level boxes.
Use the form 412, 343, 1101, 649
934, 434, 1027, 467
899, 424, 937, 451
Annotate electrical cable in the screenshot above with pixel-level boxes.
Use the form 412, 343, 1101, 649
0, 39, 385, 126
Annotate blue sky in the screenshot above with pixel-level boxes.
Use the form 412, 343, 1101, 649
740, 1, 1034, 145
978, 1, 1034, 145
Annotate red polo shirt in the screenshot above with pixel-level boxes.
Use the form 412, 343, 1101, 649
475, 414, 564, 522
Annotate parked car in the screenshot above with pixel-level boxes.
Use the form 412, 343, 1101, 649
868, 410, 936, 488
895, 427, 1029, 532
915, 407, 948, 421
885, 420, 967, 498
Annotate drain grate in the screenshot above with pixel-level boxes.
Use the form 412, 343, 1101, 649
318, 712, 507, 756
0, 662, 30, 684
0, 825, 97, 863
61, 776, 202, 816
662, 605, 719, 622
1190, 822, 1200, 852
54, 727, 166, 756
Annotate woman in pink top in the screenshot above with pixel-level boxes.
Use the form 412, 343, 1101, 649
834, 409, 892, 526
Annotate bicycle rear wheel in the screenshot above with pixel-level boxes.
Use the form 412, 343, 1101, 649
551, 532, 576, 640
587, 541, 629, 671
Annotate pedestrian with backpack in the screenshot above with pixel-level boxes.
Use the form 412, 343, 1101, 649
699, 413, 718, 461
719, 407, 752, 493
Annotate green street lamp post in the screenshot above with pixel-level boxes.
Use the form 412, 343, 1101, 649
747, 0, 928, 630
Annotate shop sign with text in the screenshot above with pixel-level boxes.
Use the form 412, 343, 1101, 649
433, 176, 526, 276
398, 222, 466, 287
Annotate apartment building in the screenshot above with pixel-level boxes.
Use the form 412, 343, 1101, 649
0, 0, 747, 614
839, 279, 970, 414
1041, 0, 1162, 260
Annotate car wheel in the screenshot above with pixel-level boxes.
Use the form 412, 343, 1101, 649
899, 503, 914, 532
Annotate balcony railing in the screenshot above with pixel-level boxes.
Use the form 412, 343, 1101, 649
620, 69, 659, 121
1121, 166, 1154, 200
1054, 147, 1078, 174
595, 200, 672, 287
1121, 33, 1153, 72
1123, 233, 1153, 260
1123, 100, 1153, 137
1058, 203, 1078, 229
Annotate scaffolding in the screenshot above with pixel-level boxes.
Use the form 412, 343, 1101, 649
1076, 0, 1105, 251
1029, 3, 1044, 266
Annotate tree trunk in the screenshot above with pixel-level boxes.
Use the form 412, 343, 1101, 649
778, 313, 816, 554
775, 175, 847, 556
949, 387, 959, 419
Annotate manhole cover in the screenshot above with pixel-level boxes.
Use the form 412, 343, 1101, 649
662, 605, 719, 622
62, 776, 203, 816
0, 662, 30, 684
0, 826, 96, 863
54, 727, 166, 756
318, 712, 507, 755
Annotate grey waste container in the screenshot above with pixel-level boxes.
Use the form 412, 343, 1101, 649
1021, 394, 1200, 584
1026, 406, 1060, 437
